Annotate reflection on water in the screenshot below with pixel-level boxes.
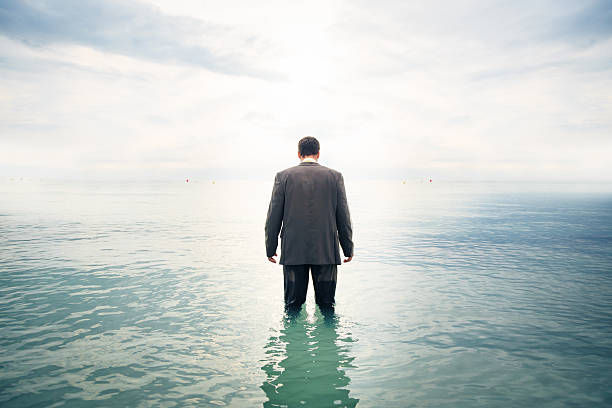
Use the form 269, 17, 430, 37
261, 308, 359, 408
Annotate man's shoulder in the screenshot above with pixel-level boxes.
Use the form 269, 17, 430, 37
277, 164, 342, 177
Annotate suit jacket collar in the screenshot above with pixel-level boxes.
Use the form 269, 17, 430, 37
298, 161, 320, 166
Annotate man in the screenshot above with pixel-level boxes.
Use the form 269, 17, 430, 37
265, 136, 354, 311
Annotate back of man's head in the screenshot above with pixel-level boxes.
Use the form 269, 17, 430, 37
298, 136, 320, 157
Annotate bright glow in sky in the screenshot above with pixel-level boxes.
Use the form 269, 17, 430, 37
1, 0, 611, 181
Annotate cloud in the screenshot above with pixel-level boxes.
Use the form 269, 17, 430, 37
546, 0, 612, 45
0, 0, 276, 78
0, 0, 611, 181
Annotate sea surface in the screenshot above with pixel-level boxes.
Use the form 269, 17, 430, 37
1, 179, 611, 407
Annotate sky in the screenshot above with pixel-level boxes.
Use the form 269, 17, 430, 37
1, 0, 611, 181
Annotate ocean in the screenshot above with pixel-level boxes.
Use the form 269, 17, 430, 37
1, 179, 611, 407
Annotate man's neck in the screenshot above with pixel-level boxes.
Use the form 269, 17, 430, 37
300, 157, 318, 163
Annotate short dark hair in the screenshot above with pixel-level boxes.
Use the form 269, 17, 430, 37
298, 136, 320, 156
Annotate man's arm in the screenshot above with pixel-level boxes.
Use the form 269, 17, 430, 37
265, 172, 284, 262
336, 172, 354, 262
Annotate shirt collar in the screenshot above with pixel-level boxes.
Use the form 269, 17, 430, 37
301, 157, 317, 163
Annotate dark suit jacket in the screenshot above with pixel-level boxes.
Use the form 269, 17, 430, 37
265, 161, 354, 265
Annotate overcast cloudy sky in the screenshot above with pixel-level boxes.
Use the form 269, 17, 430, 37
1, 0, 611, 181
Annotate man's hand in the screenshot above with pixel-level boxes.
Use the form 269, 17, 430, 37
343, 256, 353, 263
268, 253, 278, 263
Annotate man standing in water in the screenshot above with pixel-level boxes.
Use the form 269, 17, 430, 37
265, 136, 354, 311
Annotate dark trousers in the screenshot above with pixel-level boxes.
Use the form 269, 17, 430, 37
283, 264, 337, 310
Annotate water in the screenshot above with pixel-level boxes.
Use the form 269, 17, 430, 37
1, 179, 611, 407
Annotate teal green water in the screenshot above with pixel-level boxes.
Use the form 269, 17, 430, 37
1, 180, 611, 407
262, 310, 358, 408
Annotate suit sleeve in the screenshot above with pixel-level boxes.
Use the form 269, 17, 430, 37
336, 172, 354, 257
265, 172, 284, 258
